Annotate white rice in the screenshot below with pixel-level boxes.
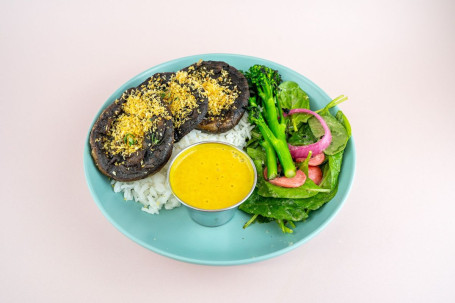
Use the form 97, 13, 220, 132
111, 115, 254, 214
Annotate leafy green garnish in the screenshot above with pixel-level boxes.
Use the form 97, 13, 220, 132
308, 112, 349, 155
123, 134, 136, 146
336, 110, 352, 138
316, 95, 348, 115
288, 123, 317, 146
278, 81, 311, 131
240, 189, 310, 222
245, 127, 262, 148
149, 133, 160, 146
278, 81, 310, 110
243, 214, 259, 229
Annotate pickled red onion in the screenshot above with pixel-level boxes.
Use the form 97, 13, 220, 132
284, 108, 332, 158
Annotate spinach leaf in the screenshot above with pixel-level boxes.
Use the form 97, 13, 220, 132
303, 150, 344, 210
316, 95, 348, 115
275, 151, 344, 212
267, 151, 344, 212
288, 123, 317, 146
299, 186, 339, 211
258, 177, 322, 199
239, 189, 309, 221
319, 151, 344, 191
245, 126, 262, 148
308, 112, 349, 155
246, 146, 266, 163
336, 110, 352, 138
278, 81, 310, 110
278, 81, 312, 130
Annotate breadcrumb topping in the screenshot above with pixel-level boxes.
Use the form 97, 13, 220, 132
142, 72, 203, 129
141, 61, 240, 130
104, 89, 171, 157
189, 65, 239, 116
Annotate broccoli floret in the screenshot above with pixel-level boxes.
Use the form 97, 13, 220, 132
245, 65, 282, 97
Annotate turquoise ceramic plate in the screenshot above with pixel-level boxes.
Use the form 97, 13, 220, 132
84, 54, 356, 265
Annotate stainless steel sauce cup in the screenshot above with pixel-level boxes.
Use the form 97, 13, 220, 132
167, 141, 257, 227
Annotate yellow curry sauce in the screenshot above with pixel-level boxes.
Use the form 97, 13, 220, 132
169, 143, 255, 210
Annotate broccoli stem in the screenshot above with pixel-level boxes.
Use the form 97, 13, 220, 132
261, 95, 282, 137
298, 151, 312, 177
249, 97, 278, 178
259, 90, 287, 142
243, 214, 259, 229
316, 95, 348, 114
260, 139, 277, 180
277, 220, 293, 233
251, 110, 296, 178
275, 95, 285, 127
255, 82, 296, 178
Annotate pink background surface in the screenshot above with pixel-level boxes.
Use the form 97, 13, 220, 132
1, 0, 454, 302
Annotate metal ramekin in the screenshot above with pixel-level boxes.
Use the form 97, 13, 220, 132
167, 141, 257, 227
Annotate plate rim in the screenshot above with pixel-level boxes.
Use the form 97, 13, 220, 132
83, 53, 356, 266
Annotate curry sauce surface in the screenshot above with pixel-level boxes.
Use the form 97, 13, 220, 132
169, 143, 254, 210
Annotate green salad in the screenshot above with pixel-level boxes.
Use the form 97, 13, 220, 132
240, 65, 351, 233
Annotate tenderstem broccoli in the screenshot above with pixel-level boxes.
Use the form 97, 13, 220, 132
249, 96, 296, 178
260, 139, 277, 180
246, 65, 296, 178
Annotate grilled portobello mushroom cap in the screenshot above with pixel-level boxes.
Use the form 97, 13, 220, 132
138, 72, 208, 142
89, 87, 174, 182
182, 60, 250, 133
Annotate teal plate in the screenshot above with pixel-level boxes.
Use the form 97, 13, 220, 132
83, 54, 356, 265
